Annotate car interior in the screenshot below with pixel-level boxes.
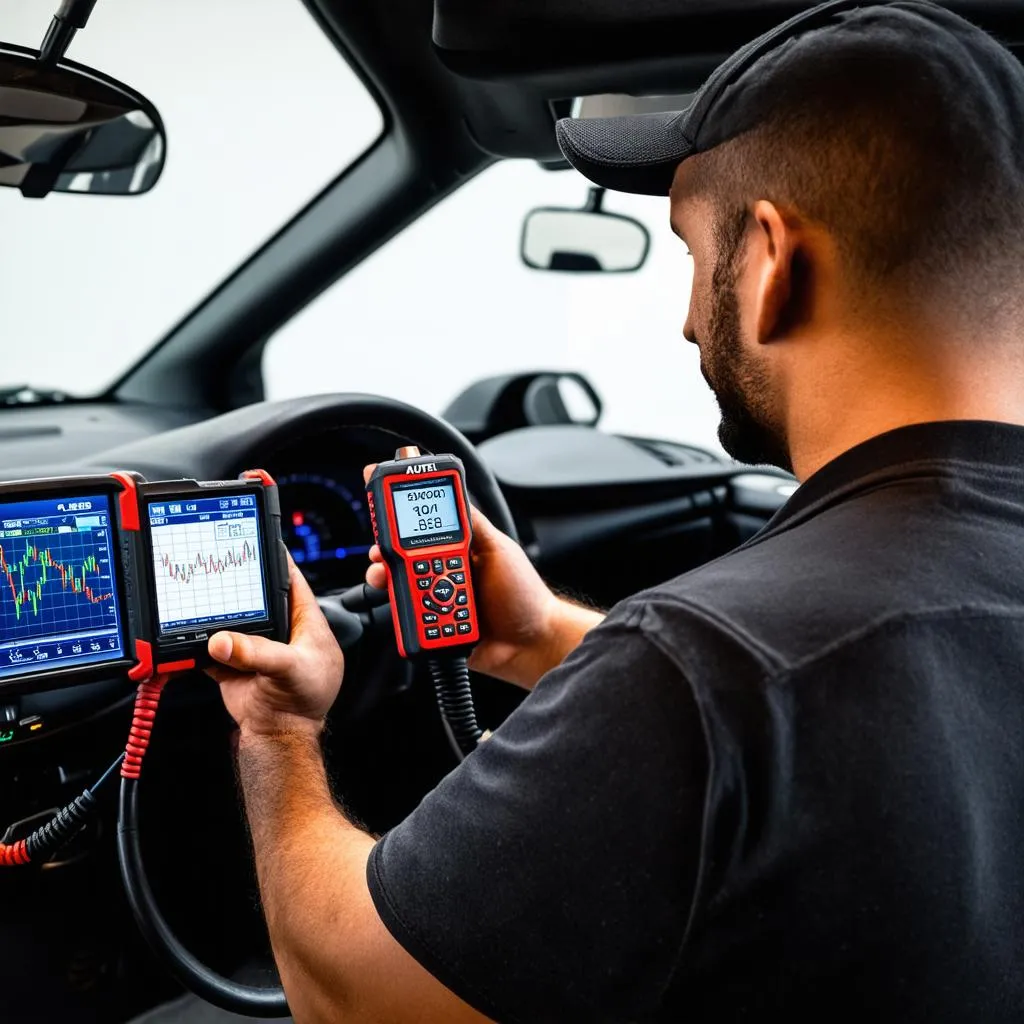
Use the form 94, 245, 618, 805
1, 0, 1018, 1019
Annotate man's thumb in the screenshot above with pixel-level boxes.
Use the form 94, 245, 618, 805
208, 631, 293, 676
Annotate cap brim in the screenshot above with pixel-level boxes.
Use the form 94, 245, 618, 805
554, 111, 693, 196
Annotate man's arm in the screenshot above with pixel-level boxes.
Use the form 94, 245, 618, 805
503, 596, 604, 688
206, 566, 492, 1024
236, 726, 490, 1024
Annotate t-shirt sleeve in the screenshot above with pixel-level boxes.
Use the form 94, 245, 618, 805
366, 611, 710, 1024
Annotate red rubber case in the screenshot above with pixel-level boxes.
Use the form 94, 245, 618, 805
127, 471, 290, 678
367, 454, 479, 659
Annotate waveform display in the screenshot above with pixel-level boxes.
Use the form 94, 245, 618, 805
0, 494, 124, 678
0, 540, 114, 621
150, 512, 267, 630
159, 539, 256, 586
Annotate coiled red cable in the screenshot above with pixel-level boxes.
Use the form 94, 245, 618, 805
121, 675, 169, 780
0, 838, 29, 866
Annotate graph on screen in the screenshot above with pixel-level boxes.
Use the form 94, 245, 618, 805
0, 540, 112, 626
0, 536, 116, 639
0, 492, 124, 679
149, 497, 268, 631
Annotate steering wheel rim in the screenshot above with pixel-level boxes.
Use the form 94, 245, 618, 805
118, 394, 517, 1019
228, 394, 519, 543
104, 393, 519, 542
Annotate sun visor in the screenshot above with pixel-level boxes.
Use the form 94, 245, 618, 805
433, 0, 1024, 88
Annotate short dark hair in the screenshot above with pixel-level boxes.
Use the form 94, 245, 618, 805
681, 29, 1024, 321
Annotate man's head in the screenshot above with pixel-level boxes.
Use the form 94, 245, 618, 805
556, 1, 1024, 474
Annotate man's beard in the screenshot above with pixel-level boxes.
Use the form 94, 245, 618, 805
701, 225, 792, 472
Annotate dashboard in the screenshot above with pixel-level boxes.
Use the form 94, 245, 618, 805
275, 471, 374, 591
0, 395, 795, 755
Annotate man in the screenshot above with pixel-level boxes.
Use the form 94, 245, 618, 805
197, 1, 1024, 1020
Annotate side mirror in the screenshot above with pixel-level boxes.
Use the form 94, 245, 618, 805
0, 43, 165, 198
523, 374, 601, 427
520, 187, 650, 273
443, 371, 603, 444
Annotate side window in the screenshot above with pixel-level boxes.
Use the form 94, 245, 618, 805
263, 161, 724, 453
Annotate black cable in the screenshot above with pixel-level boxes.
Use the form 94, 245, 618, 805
93, 751, 127, 791
117, 778, 290, 1018
426, 657, 482, 759
0, 751, 126, 866
24, 751, 126, 861
25, 792, 96, 861
109, 657, 479, 1015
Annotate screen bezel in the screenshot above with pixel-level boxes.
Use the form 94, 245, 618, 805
388, 474, 467, 550
0, 478, 132, 688
141, 483, 273, 641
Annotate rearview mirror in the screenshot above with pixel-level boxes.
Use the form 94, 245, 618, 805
0, 44, 165, 198
521, 187, 650, 273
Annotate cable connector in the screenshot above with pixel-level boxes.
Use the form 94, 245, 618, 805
122, 675, 168, 779
0, 752, 124, 867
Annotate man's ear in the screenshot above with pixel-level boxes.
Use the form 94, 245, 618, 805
751, 199, 798, 345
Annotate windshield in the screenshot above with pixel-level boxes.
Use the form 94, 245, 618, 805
263, 160, 723, 454
0, 0, 382, 395
2, 4, 720, 452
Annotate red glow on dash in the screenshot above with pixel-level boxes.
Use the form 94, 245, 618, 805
292, 511, 304, 527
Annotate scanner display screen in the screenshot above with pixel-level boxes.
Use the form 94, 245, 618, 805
0, 493, 124, 681
391, 481, 462, 545
147, 493, 269, 633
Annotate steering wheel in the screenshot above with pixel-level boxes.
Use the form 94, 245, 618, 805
118, 395, 519, 1018
300, 397, 518, 653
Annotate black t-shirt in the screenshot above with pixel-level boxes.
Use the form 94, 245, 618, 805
368, 420, 1024, 1023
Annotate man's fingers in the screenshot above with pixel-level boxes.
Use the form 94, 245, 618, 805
204, 664, 247, 686
362, 463, 378, 485
365, 545, 387, 589
365, 562, 388, 590
287, 552, 318, 607
208, 630, 295, 677
364, 544, 388, 590
285, 553, 332, 638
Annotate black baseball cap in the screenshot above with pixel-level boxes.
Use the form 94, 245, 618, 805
555, 0, 1024, 195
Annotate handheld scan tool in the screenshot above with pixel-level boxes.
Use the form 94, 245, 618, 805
366, 449, 479, 659
128, 471, 289, 678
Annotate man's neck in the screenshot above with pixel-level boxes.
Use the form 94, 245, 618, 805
784, 336, 1024, 481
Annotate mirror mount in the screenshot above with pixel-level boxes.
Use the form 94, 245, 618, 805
19, 131, 83, 198
39, 0, 100, 66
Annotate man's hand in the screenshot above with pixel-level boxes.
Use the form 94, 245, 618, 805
363, 464, 602, 689
205, 556, 344, 739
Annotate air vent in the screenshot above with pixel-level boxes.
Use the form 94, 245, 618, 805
0, 426, 62, 441
627, 436, 720, 467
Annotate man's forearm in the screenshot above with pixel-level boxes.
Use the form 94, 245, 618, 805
237, 728, 375, 1022
512, 598, 604, 690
